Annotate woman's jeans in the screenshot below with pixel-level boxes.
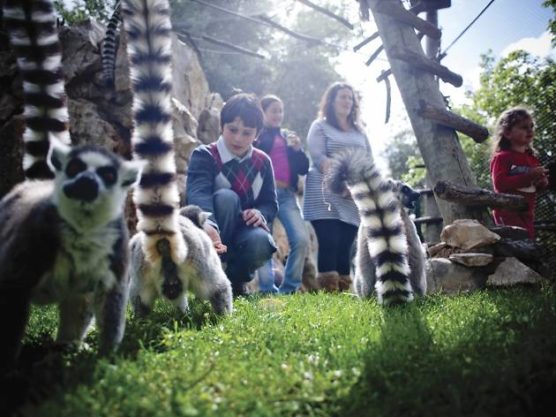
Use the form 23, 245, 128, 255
258, 188, 309, 294
213, 189, 276, 295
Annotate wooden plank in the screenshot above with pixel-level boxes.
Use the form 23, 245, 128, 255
434, 180, 528, 211
413, 216, 443, 225
375, 0, 442, 39
390, 46, 463, 87
353, 32, 380, 51
418, 100, 489, 142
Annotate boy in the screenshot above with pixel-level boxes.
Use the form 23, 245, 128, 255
186, 93, 278, 296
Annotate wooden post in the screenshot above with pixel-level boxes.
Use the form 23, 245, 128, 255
434, 180, 528, 211
362, 0, 491, 226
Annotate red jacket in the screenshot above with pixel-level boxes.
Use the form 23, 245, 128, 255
490, 149, 542, 238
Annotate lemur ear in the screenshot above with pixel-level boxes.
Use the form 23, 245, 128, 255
47, 140, 71, 172
120, 160, 144, 188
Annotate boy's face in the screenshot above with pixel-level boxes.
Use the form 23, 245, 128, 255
222, 117, 258, 158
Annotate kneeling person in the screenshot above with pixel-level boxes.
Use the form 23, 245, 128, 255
186, 93, 278, 296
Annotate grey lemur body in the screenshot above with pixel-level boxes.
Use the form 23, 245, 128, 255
129, 206, 232, 316
328, 149, 427, 305
122, 0, 232, 316
0, 0, 140, 373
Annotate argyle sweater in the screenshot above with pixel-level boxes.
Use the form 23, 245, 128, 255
186, 138, 278, 230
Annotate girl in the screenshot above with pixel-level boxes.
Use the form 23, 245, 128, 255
254, 95, 310, 294
303, 82, 372, 292
490, 107, 549, 239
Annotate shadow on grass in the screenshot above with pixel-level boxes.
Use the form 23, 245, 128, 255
1, 297, 223, 417
335, 288, 556, 417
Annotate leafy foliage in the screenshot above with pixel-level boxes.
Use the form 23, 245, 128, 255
53, 0, 115, 24
543, 0, 556, 45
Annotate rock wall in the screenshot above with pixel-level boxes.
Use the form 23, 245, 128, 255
0, 19, 223, 203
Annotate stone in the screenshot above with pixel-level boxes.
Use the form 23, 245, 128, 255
440, 219, 501, 250
426, 258, 488, 294
486, 257, 547, 287
449, 253, 494, 267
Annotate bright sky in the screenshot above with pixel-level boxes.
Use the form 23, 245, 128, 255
335, 0, 555, 170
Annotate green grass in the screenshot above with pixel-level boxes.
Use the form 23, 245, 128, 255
12, 286, 556, 416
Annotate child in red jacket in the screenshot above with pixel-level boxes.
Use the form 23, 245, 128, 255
490, 107, 549, 238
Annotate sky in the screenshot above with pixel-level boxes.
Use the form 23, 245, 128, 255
335, 0, 555, 169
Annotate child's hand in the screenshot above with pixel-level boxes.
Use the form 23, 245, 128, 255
286, 133, 302, 151
203, 223, 227, 254
528, 166, 549, 182
242, 209, 269, 231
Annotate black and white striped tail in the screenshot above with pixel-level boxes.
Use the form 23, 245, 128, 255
101, 1, 122, 89
4, 0, 71, 180
328, 149, 414, 305
122, 0, 185, 264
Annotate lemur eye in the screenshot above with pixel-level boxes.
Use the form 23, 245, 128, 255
97, 166, 118, 186
65, 158, 86, 178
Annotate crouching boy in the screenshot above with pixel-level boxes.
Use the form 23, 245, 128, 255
186, 93, 278, 296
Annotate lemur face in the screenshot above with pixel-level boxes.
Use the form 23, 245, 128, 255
48, 141, 141, 229
391, 181, 420, 210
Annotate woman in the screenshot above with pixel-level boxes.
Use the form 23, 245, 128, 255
303, 82, 372, 292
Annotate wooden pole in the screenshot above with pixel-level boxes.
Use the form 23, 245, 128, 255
363, 0, 491, 226
296, 0, 354, 30
434, 180, 528, 211
375, 0, 441, 39
417, 100, 489, 142
389, 46, 463, 87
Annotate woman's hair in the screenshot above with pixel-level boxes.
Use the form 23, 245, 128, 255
260, 94, 282, 112
492, 106, 534, 154
220, 93, 264, 134
318, 81, 361, 132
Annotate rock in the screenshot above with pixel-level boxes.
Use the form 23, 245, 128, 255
440, 219, 501, 250
486, 257, 547, 287
426, 258, 489, 294
171, 34, 210, 119
449, 253, 494, 267
196, 107, 221, 145
68, 98, 121, 151
0, 115, 24, 197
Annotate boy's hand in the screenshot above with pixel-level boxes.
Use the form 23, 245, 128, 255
242, 209, 269, 232
203, 223, 227, 254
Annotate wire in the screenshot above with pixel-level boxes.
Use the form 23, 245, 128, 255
439, 0, 496, 60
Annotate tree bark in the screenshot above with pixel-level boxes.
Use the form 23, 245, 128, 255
434, 180, 528, 211
363, 0, 491, 226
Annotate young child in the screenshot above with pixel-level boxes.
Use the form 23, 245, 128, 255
490, 107, 549, 238
186, 93, 278, 296
254, 95, 310, 294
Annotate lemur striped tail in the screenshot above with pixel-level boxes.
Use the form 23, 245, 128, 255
122, 0, 186, 264
328, 149, 414, 305
101, 1, 122, 89
4, 0, 71, 180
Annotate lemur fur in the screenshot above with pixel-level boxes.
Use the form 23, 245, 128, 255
129, 204, 232, 316
101, 1, 122, 89
0, 0, 141, 374
122, 0, 232, 316
328, 148, 427, 305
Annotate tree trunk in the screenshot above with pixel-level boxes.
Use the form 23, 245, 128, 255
363, 0, 491, 226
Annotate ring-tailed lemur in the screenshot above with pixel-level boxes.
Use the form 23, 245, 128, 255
0, 0, 141, 373
327, 149, 427, 305
122, 0, 232, 316
101, 1, 122, 89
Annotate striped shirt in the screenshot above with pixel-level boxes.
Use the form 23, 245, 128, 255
303, 119, 372, 227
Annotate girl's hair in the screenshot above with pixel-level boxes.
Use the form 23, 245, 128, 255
260, 94, 282, 112
318, 81, 362, 132
492, 106, 535, 154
